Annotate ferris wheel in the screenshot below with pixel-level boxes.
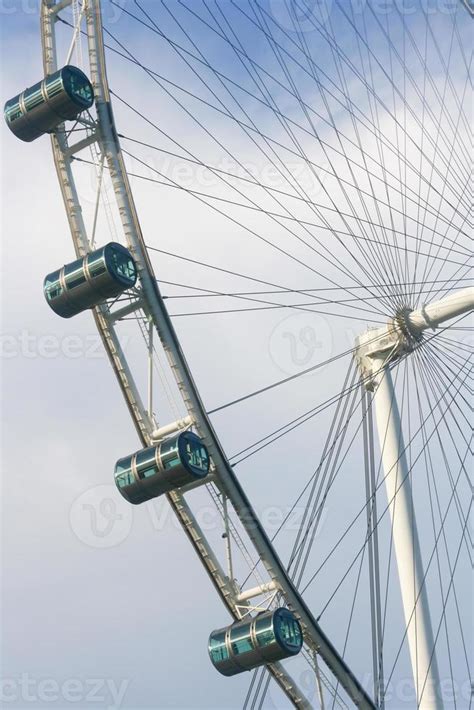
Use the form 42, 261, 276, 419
4, 0, 472, 708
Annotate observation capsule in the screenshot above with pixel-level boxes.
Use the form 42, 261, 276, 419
4, 65, 94, 142
208, 608, 303, 676
115, 431, 210, 505
44, 242, 137, 319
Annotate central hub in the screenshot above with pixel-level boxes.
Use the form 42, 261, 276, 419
354, 307, 420, 391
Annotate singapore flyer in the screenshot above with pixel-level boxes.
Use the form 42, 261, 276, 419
1, 1, 472, 708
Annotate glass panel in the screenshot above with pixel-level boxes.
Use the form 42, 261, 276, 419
255, 615, 275, 649
135, 447, 158, 480
23, 85, 44, 112
66, 68, 93, 104
64, 259, 86, 290
87, 250, 107, 278
277, 614, 302, 648
44, 270, 63, 301
230, 623, 253, 656
110, 247, 136, 283
183, 437, 209, 473
45, 74, 64, 99
5, 100, 23, 123
115, 457, 134, 488
159, 437, 181, 470
209, 631, 229, 663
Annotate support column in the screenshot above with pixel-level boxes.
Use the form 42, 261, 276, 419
371, 361, 441, 709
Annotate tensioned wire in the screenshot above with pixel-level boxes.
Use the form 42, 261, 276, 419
62, 5, 470, 708
150, 246, 462, 312
119, 132, 471, 261
107, 15, 400, 319
370, 0, 472, 173
317, 0, 407, 294
414, 363, 472, 684
234, 314, 469, 598
229, 0, 470, 217
114, 141, 470, 264
101, 0, 470, 250
274, 0, 470, 308
246, 330, 471, 707
199, 0, 403, 311
415, 63, 471, 304
244, 354, 436, 708
170, 0, 469, 231
104, 9, 470, 330
378, 349, 472, 705
241, 326, 470, 708
102, 27, 402, 319
107, 0, 470, 596
247, 0, 405, 300
229, 0, 470, 318
355, 3, 472, 313
405, 6, 470, 304
325, 370, 384, 709
298, 0, 471, 199
103, 37, 469, 247
106, 146, 471, 272
179, 0, 466, 312
243, 363, 360, 710
72, 140, 403, 322
419, 345, 473, 557
71, 154, 467, 327
66, 6, 470, 268
159, 282, 385, 321
161, 280, 469, 302
302, 348, 470, 660
149, 243, 470, 305
411, 352, 470, 696
293, 313, 473, 597
102, 2, 468, 308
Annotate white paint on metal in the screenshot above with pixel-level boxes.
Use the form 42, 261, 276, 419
355, 288, 474, 708
236, 581, 277, 603
371, 362, 441, 709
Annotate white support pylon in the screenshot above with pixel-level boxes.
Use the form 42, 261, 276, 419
355, 286, 473, 709
371, 360, 441, 709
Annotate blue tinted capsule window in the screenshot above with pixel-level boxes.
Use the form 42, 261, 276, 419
208, 609, 303, 676
135, 447, 158, 480
209, 631, 229, 664
115, 456, 135, 489
114, 431, 210, 505
230, 623, 253, 656
44, 243, 137, 319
